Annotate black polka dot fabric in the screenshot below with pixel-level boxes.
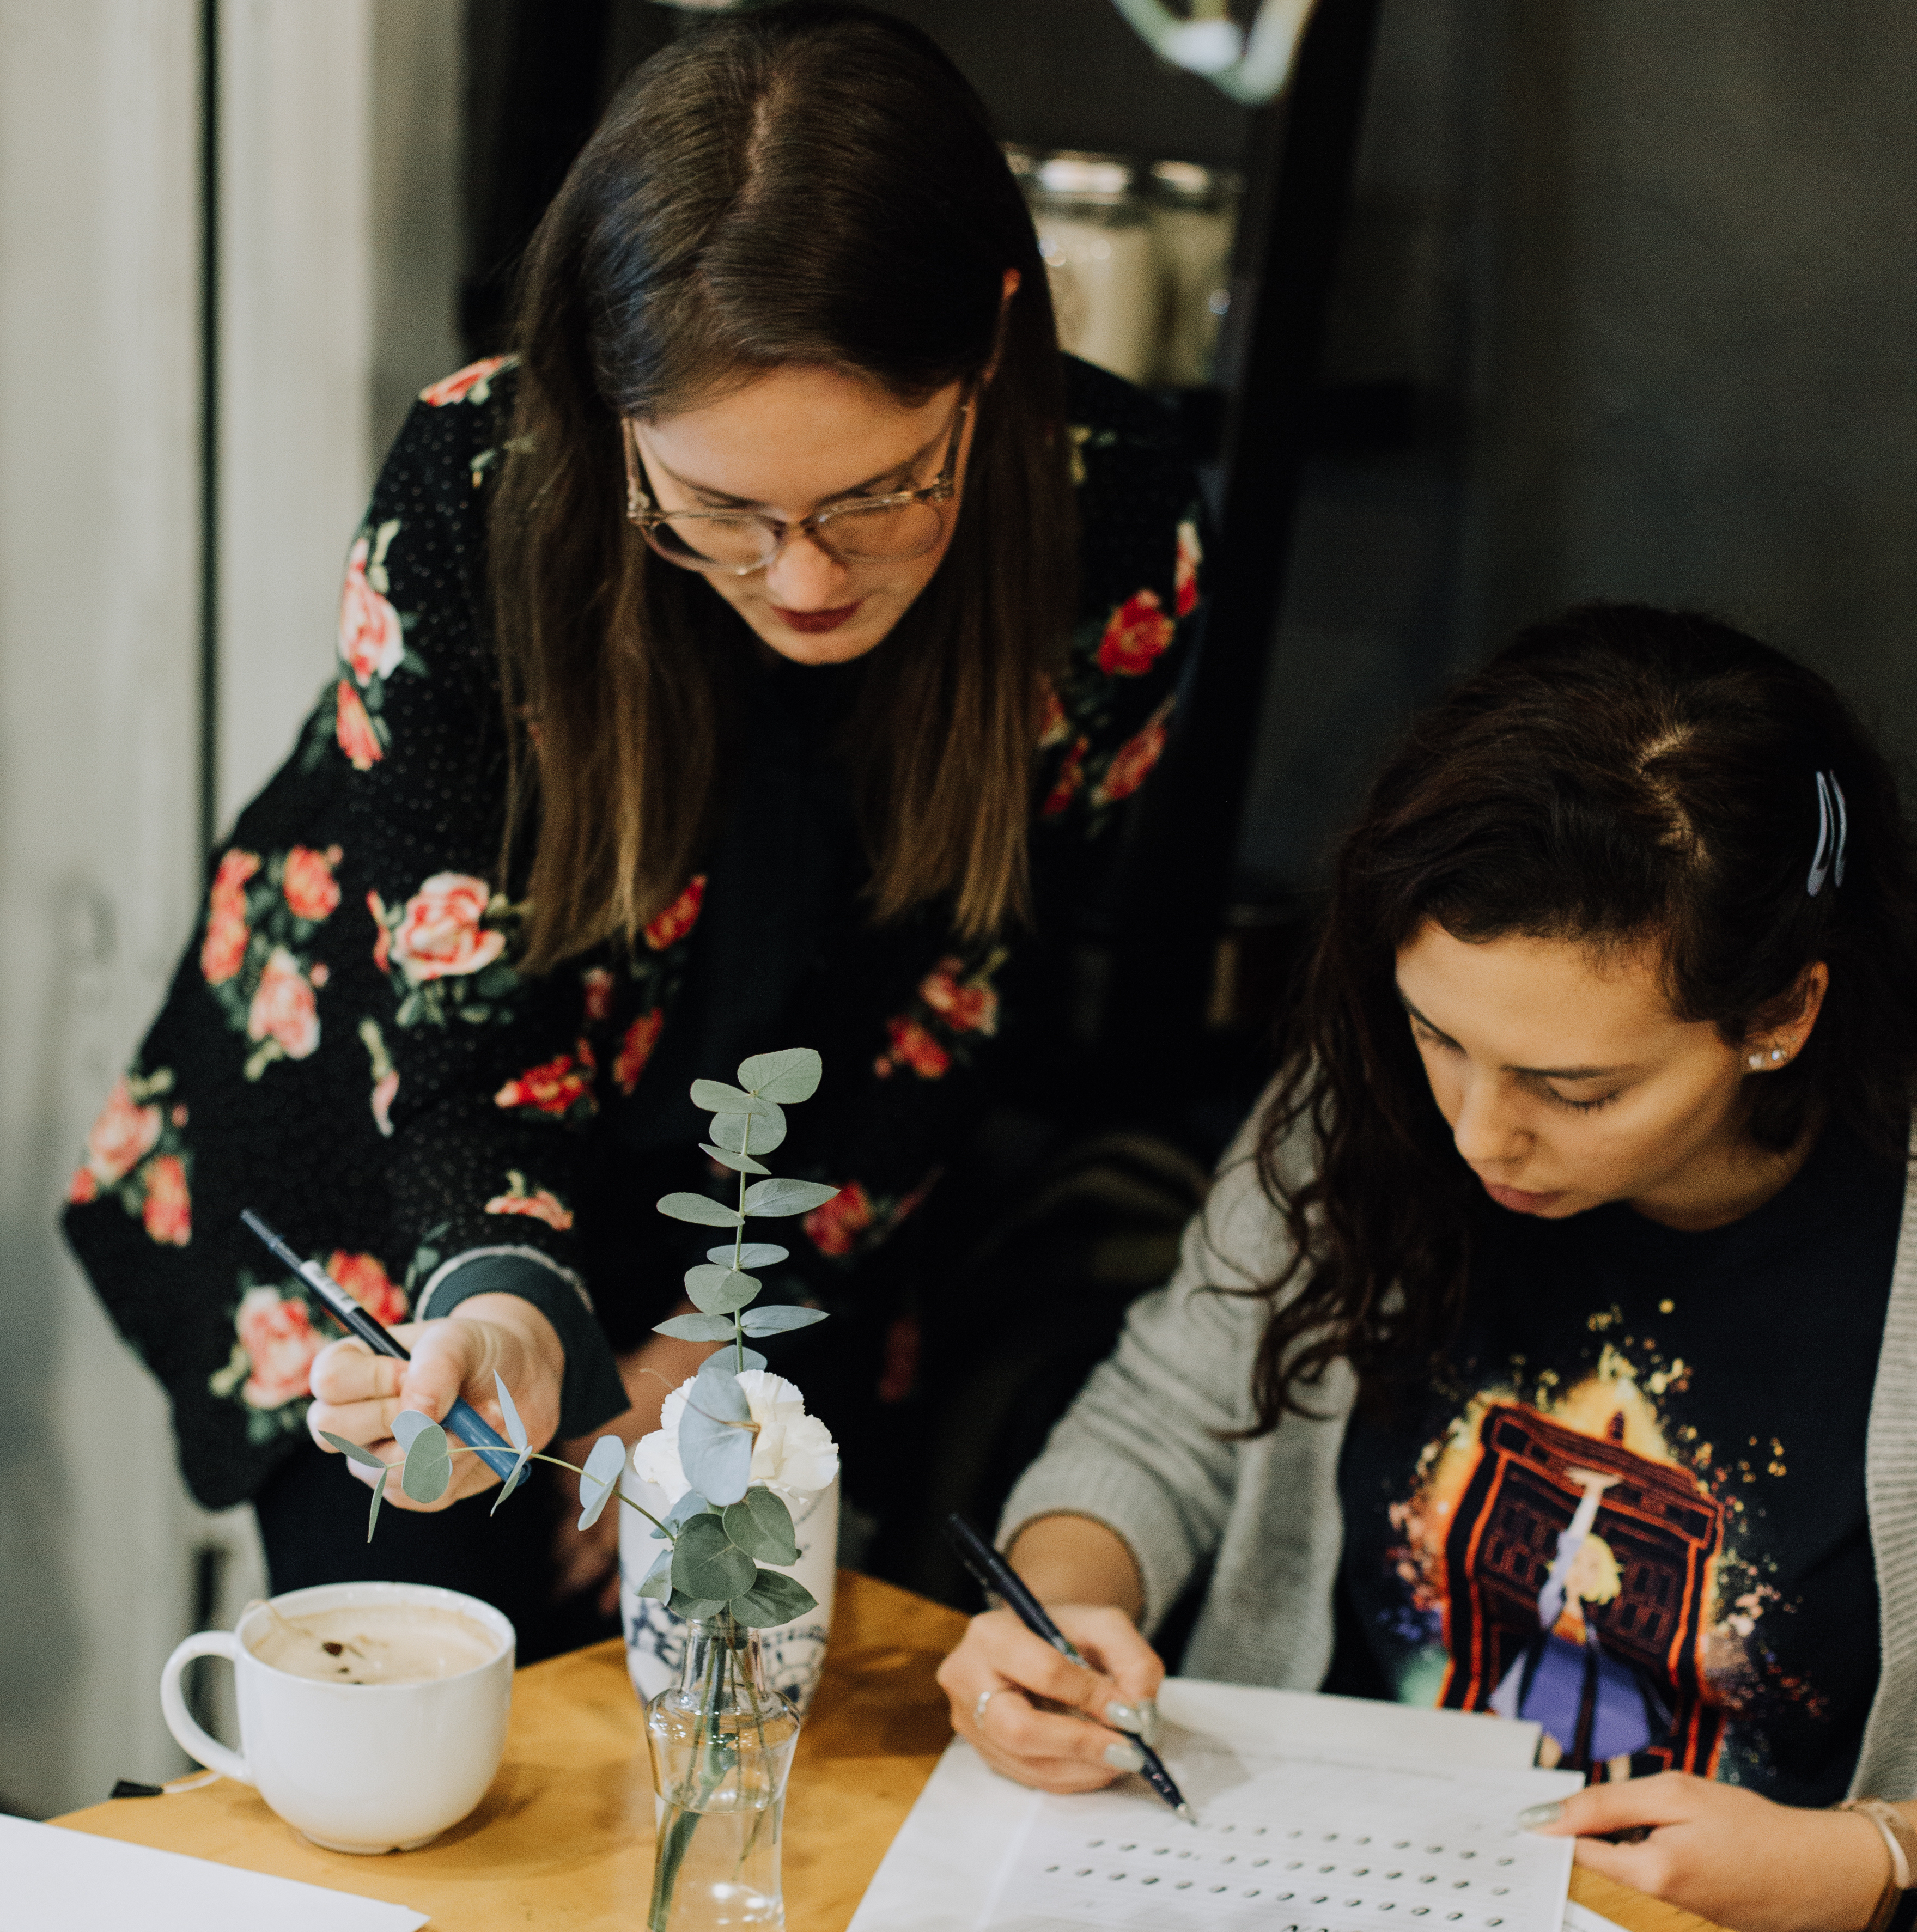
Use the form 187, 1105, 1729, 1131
60, 354, 1206, 1510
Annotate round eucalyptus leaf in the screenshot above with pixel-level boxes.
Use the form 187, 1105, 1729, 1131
635, 1547, 674, 1602
700, 1141, 770, 1177
678, 1360, 754, 1505
740, 1304, 830, 1337
492, 1373, 531, 1453
684, 1265, 761, 1314
400, 1421, 453, 1503
690, 1079, 780, 1120
731, 1569, 819, 1629
708, 1242, 790, 1270
722, 1486, 799, 1565
666, 1592, 729, 1623
737, 1048, 823, 1105
656, 1490, 713, 1539
576, 1433, 629, 1530
321, 1429, 389, 1473
391, 1409, 436, 1452
489, 1449, 533, 1516
657, 1191, 743, 1228
671, 1514, 757, 1601
654, 1311, 738, 1343
709, 1107, 787, 1157
741, 1177, 842, 1218
366, 1466, 391, 1544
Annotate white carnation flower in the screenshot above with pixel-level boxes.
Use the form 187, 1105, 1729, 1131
630, 1368, 839, 1506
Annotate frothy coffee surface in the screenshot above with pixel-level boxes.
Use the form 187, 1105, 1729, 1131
248, 1604, 500, 1685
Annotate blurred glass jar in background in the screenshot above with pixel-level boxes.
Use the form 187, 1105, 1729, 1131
1030, 151, 1158, 386
1148, 160, 1242, 387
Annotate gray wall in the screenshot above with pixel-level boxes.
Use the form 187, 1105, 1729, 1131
1239, 0, 1917, 891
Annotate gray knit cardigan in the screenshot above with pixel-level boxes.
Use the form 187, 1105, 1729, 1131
1000, 1087, 1917, 1800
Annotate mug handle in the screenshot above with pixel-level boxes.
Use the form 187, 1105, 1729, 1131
159, 1631, 251, 1784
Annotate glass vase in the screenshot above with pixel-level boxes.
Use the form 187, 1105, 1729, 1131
644, 1612, 801, 1931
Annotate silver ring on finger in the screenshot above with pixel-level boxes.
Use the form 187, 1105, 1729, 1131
975, 1686, 1008, 1730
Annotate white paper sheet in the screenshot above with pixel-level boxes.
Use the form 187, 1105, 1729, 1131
0, 1814, 430, 1931
1562, 1903, 1629, 1932
851, 1679, 1581, 1932
983, 1746, 1574, 1931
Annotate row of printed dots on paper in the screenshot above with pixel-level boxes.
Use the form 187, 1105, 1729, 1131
1041, 1836, 1520, 1922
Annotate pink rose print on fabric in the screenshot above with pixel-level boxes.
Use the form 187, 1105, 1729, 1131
339, 536, 405, 686
200, 849, 260, 985
582, 966, 615, 1024
484, 1171, 574, 1230
1096, 588, 1174, 676
495, 1043, 597, 1119
804, 1180, 873, 1258
418, 355, 508, 409
644, 875, 708, 952
1174, 518, 1201, 618
247, 947, 320, 1062
1093, 697, 1174, 807
918, 956, 999, 1037
339, 540, 404, 688
391, 874, 506, 983
874, 1016, 950, 1080
326, 1251, 407, 1325
81, 1075, 162, 1189
1040, 736, 1088, 818
234, 1287, 321, 1407
614, 1009, 664, 1095
142, 1154, 192, 1246
281, 845, 342, 922
335, 679, 383, 771
1037, 681, 1069, 748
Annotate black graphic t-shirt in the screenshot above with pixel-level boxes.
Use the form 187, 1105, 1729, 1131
1338, 1122, 1902, 1805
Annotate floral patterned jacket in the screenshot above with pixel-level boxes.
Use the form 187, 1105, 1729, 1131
62, 354, 1204, 1510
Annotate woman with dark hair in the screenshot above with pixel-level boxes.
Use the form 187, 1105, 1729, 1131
939, 606, 1917, 1928
64, 3, 1201, 1654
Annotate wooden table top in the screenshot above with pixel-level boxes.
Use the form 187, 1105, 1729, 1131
54, 1571, 1720, 1931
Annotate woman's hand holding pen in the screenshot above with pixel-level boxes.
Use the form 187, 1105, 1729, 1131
308, 1295, 565, 1509
938, 1604, 1165, 1793
936, 1513, 1165, 1794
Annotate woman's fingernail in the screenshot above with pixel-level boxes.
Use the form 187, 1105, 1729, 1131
1516, 1801, 1564, 1829
1105, 1701, 1145, 1733
1136, 1699, 1160, 1746
1102, 1741, 1146, 1773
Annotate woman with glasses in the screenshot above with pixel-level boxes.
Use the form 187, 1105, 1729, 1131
63, 2, 1203, 1651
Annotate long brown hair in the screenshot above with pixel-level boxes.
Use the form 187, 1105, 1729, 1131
1247, 604, 1917, 1431
490, 3, 1073, 970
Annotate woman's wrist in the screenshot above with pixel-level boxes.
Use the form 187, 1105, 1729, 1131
1004, 1513, 1144, 1622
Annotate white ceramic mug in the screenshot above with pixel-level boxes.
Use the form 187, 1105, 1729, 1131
159, 1580, 514, 1854
619, 1472, 838, 1716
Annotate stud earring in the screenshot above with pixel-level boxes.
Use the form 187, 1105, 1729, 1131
1770, 1047, 1786, 1062
1749, 1054, 1765, 1069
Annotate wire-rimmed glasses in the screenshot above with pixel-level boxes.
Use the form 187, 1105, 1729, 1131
622, 385, 973, 575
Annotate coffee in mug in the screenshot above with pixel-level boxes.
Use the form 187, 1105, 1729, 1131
160, 1581, 514, 1854
247, 1602, 500, 1685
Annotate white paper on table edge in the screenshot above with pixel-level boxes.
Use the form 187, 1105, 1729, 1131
0, 1814, 429, 1932
1563, 1902, 1630, 1932
848, 1677, 1569, 1932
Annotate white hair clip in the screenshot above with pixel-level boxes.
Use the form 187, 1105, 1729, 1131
1808, 770, 1848, 897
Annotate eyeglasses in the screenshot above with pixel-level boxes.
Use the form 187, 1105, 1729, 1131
622, 385, 973, 576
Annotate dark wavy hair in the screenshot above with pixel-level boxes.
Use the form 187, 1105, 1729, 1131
1247, 604, 1917, 1433
491, 2, 1072, 970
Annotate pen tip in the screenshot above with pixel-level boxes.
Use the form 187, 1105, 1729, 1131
1176, 1804, 1196, 1824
